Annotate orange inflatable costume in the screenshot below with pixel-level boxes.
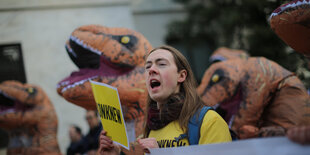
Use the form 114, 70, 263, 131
270, 0, 310, 144
197, 57, 310, 139
209, 47, 249, 63
57, 25, 153, 137
0, 81, 60, 155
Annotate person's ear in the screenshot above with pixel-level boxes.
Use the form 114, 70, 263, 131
177, 69, 187, 83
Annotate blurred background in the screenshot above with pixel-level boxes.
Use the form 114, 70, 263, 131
0, 0, 309, 154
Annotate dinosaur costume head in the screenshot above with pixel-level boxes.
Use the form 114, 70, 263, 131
269, 0, 310, 59
209, 47, 249, 63
57, 25, 152, 136
0, 80, 60, 155
197, 59, 247, 123
197, 57, 310, 139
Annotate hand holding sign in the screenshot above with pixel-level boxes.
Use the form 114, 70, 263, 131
99, 130, 121, 155
90, 81, 129, 150
99, 130, 146, 155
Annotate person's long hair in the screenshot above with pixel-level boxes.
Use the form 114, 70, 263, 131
143, 45, 204, 137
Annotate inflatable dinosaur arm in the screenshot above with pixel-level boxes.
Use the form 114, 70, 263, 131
287, 125, 310, 144
238, 125, 286, 139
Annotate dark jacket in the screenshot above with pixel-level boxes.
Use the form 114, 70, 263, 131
81, 123, 102, 153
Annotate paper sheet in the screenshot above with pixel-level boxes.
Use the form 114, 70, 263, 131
90, 80, 129, 150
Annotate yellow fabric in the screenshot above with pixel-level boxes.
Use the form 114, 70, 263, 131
148, 110, 232, 148
199, 110, 232, 144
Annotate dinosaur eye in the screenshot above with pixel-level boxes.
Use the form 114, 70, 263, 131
111, 35, 137, 52
121, 36, 130, 44
25, 87, 37, 95
27, 87, 34, 93
206, 69, 225, 89
211, 74, 219, 83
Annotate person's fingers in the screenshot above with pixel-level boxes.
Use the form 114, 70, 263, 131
136, 138, 142, 144
136, 138, 158, 149
134, 139, 151, 154
100, 139, 113, 147
100, 130, 107, 136
137, 138, 147, 148
99, 133, 114, 151
99, 130, 113, 145
99, 145, 119, 155
100, 136, 112, 142
100, 143, 114, 148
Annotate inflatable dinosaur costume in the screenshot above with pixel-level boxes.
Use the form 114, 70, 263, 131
209, 47, 249, 63
197, 57, 310, 139
269, 0, 310, 59
57, 25, 152, 137
269, 0, 310, 144
0, 80, 60, 155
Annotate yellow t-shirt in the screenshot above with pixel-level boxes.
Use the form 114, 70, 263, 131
148, 110, 232, 148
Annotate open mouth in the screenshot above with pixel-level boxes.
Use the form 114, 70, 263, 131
57, 36, 134, 93
269, 0, 310, 19
209, 55, 227, 64
214, 84, 243, 127
150, 80, 161, 89
0, 91, 32, 115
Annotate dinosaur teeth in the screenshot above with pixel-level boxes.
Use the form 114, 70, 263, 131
228, 115, 235, 129
0, 109, 15, 115
56, 81, 70, 88
66, 44, 77, 58
60, 76, 98, 93
269, 0, 310, 19
70, 36, 102, 56
0, 90, 14, 101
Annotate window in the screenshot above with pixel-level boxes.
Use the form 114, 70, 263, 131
0, 43, 27, 83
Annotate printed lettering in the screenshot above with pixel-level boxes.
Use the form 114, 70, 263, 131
158, 140, 165, 148
177, 140, 186, 146
98, 104, 122, 124
166, 140, 171, 147
157, 139, 187, 148
115, 107, 121, 123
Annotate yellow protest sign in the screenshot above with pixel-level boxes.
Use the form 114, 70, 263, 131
90, 80, 129, 150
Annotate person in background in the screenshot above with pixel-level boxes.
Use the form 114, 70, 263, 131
81, 110, 102, 154
67, 125, 83, 155
99, 45, 232, 154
